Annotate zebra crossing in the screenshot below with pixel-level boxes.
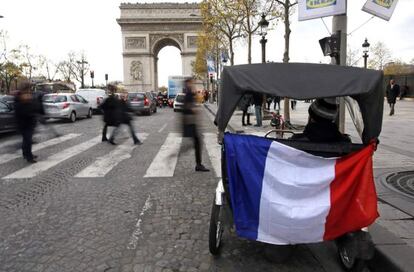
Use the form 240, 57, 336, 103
0, 132, 221, 180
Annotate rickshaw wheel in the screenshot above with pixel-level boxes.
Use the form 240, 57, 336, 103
209, 203, 223, 255
338, 244, 366, 272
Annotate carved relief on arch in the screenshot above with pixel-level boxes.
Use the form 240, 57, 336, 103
130, 60, 143, 81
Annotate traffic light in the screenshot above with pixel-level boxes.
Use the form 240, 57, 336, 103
210, 74, 214, 84
90, 70, 95, 79
105, 74, 108, 81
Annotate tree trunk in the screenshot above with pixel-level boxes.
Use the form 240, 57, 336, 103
230, 40, 234, 66
283, 2, 291, 124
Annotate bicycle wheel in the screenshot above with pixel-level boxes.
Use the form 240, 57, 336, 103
209, 202, 224, 255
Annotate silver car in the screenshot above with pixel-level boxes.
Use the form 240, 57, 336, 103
43, 93, 93, 122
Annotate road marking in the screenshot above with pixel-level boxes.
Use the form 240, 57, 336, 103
203, 133, 221, 178
158, 123, 167, 133
0, 133, 80, 165
3, 136, 100, 179
0, 138, 21, 150
75, 133, 148, 178
144, 133, 182, 177
127, 194, 152, 250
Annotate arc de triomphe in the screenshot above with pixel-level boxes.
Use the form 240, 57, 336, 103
117, 3, 202, 91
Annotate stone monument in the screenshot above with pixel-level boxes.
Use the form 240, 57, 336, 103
117, 3, 202, 91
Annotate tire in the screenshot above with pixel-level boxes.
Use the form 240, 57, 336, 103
338, 244, 366, 272
209, 203, 224, 255
69, 111, 76, 123
154, 106, 157, 113
87, 109, 92, 118
174, 109, 177, 112
147, 109, 152, 116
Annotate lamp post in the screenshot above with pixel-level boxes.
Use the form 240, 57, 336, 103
362, 38, 370, 69
258, 14, 269, 64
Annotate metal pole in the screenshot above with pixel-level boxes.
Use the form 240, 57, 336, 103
363, 54, 368, 68
260, 36, 267, 64
331, 2, 347, 133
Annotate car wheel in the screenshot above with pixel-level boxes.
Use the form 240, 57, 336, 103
154, 106, 157, 113
147, 109, 152, 116
87, 109, 92, 118
69, 111, 76, 123
174, 109, 177, 112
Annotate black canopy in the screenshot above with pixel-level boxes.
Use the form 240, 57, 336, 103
214, 63, 383, 144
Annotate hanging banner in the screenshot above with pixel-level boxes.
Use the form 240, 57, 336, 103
298, 0, 346, 21
207, 56, 215, 75
362, 0, 399, 21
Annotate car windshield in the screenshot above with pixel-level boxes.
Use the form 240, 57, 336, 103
128, 93, 145, 100
43, 95, 67, 103
175, 94, 185, 103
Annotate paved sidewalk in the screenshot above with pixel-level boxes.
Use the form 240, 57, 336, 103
205, 99, 414, 272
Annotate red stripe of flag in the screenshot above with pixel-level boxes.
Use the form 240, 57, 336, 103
323, 143, 379, 241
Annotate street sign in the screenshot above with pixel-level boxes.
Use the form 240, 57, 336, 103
362, 0, 399, 21
298, 0, 346, 21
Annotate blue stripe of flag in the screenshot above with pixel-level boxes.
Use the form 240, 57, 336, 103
224, 133, 272, 240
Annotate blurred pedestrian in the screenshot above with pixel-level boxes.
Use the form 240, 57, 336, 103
291, 99, 297, 110
182, 78, 209, 172
34, 90, 60, 137
273, 96, 281, 110
266, 95, 273, 110
386, 79, 400, 116
14, 82, 37, 163
99, 84, 122, 144
112, 92, 142, 145
253, 92, 263, 127
239, 93, 252, 126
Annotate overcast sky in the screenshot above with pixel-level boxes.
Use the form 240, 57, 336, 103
0, 0, 413, 87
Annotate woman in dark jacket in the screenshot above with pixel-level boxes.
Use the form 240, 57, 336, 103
239, 94, 252, 126
99, 84, 122, 143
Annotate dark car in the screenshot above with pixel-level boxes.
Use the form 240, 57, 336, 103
0, 101, 17, 133
0, 95, 15, 109
127, 92, 157, 115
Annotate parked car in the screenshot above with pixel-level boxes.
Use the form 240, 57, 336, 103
127, 92, 157, 115
0, 95, 15, 109
75, 88, 107, 113
0, 101, 16, 133
173, 93, 185, 112
42, 93, 92, 122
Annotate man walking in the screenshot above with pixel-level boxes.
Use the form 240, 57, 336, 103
386, 79, 400, 116
182, 78, 209, 172
14, 82, 37, 163
99, 84, 121, 144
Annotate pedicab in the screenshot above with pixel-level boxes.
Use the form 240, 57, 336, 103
209, 62, 384, 271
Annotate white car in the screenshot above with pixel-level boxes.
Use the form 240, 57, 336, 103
43, 93, 92, 122
173, 93, 185, 112
75, 88, 107, 113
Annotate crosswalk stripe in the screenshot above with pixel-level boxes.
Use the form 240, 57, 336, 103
0, 138, 21, 150
3, 136, 101, 179
203, 133, 221, 178
0, 133, 81, 165
74, 133, 149, 178
144, 133, 182, 178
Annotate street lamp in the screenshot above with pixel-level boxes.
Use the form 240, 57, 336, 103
362, 38, 370, 69
258, 14, 269, 64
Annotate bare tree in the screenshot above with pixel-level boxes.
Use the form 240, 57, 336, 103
346, 46, 361, 67
57, 51, 89, 84
368, 41, 392, 70
274, 0, 297, 126
238, 0, 279, 64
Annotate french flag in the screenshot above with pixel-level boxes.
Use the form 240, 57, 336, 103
224, 133, 379, 245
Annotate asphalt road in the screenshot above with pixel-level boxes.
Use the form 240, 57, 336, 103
0, 107, 346, 272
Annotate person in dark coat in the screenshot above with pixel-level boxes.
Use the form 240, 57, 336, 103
291, 98, 350, 143
14, 82, 38, 163
116, 92, 141, 145
239, 94, 253, 126
182, 78, 209, 172
99, 84, 122, 144
386, 79, 400, 116
34, 90, 60, 137
273, 96, 281, 110
252, 92, 263, 127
